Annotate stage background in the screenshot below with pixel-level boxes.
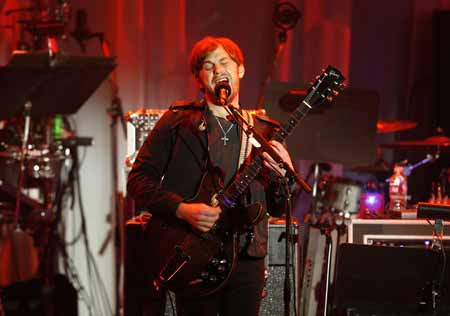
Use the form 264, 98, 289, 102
1, 0, 450, 314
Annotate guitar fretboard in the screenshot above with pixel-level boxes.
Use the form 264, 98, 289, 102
217, 66, 344, 209
218, 99, 313, 208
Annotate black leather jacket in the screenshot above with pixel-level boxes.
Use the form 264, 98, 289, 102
127, 101, 288, 258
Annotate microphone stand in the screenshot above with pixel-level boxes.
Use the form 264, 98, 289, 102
403, 154, 436, 177
224, 102, 303, 316
282, 178, 295, 316
14, 101, 33, 230
100, 38, 127, 316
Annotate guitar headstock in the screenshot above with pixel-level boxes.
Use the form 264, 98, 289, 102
305, 66, 345, 108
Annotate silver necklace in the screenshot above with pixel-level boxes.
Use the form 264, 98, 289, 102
214, 115, 234, 145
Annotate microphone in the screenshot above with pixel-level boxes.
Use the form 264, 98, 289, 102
214, 82, 231, 105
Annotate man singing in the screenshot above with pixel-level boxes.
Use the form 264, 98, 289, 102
127, 36, 297, 316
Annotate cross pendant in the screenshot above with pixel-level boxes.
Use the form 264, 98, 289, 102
221, 135, 230, 146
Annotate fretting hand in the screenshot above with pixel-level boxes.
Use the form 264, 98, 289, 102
262, 140, 294, 177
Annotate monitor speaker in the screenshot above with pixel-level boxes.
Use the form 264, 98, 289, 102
333, 243, 450, 315
1, 274, 77, 316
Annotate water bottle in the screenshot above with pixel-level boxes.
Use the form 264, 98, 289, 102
389, 165, 408, 211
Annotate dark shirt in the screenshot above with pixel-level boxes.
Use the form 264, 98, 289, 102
126, 101, 288, 258
206, 109, 240, 186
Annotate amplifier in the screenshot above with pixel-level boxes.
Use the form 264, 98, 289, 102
125, 109, 167, 157
348, 218, 450, 247
260, 223, 300, 316
333, 243, 450, 314
124, 217, 174, 316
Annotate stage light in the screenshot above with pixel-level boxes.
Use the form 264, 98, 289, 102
359, 192, 384, 217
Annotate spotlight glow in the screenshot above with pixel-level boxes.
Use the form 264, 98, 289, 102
359, 192, 384, 217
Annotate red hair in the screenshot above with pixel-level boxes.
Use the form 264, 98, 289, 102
189, 36, 244, 77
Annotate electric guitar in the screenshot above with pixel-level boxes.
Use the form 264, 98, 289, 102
144, 66, 345, 298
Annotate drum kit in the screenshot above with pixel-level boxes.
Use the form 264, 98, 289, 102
0, 2, 116, 295
0, 117, 67, 206
308, 119, 450, 227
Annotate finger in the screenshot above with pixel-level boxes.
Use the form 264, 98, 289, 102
197, 222, 215, 232
269, 140, 284, 152
197, 213, 220, 223
197, 219, 217, 227
196, 225, 210, 232
270, 141, 291, 160
264, 159, 283, 174
262, 152, 277, 165
263, 152, 281, 169
200, 208, 221, 218
269, 141, 293, 169
263, 159, 276, 169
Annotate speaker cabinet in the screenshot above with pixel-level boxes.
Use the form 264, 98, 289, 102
125, 218, 171, 316
348, 218, 450, 247
260, 223, 300, 316
333, 243, 450, 315
1, 274, 78, 316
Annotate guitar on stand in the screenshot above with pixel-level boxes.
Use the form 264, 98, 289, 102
144, 66, 345, 298
303, 162, 350, 316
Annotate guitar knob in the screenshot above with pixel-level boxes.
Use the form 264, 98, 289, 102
219, 259, 227, 265
200, 271, 209, 280
209, 275, 218, 283
211, 258, 219, 266
217, 265, 226, 273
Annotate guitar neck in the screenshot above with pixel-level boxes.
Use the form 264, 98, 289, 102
272, 99, 312, 143
219, 100, 312, 209
219, 155, 263, 209
218, 66, 344, 209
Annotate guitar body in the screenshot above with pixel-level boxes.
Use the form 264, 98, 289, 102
144, 168, 264, 298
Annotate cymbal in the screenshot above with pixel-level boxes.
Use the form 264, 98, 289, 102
349, 162, 392, 174
376, 120, 417, 133
381, 135, 450, 150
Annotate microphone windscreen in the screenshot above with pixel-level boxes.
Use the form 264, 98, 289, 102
214, 82, 231, 98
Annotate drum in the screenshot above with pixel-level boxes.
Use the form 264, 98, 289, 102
0, 221, 39, 287
321, 176, 363, 214
0, 145, 66, 190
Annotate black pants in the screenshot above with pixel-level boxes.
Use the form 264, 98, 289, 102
175, 258, 265, 316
